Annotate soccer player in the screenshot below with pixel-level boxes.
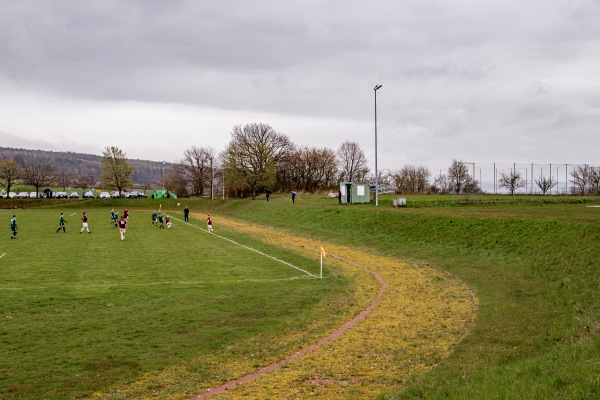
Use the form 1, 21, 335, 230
207, 214, 214, 234
123, 208, 129, 220
151, 210, 158, 226
183, 206, 189, 222
10, 215, 17, 239
80, 212, 91, 234
118, 215, 127, 240
158, 212, 165, 229
165, 215, 172, 229
56, 212, 67, 233
110, 209, 116, 224
112, 209, 119, 227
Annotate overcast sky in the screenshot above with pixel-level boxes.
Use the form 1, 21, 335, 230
1, 0, 599, 174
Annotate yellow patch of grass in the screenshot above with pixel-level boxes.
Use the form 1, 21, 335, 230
87, 214, 476, 399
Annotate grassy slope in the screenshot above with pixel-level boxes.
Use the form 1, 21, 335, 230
188, 194, 600, 399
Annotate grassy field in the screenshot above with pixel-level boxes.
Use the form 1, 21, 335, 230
0, 204, 354, 399
181, 192, 600, 399
1, 194, 599, 399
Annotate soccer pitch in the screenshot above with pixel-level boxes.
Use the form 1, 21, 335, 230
0, 208, 346, 399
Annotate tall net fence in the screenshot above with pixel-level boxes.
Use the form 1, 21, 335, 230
428, 163, 599, 195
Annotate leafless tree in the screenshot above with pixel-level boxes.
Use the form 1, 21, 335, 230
337, 141, 370, 182
535, 176, 558, 195
499, 170, 525, 195
0, 159, 21, 194
22, 162, 56, 197
177, 146, 216, 197
225, 123, 294, 199
280, 146, 339, 192
570, 164, 598, 195
391, 165, 431, 194
74, 175, 95, 191
55, 170, 71, 191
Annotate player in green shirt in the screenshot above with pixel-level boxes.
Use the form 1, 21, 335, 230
56, 212, 67, 233
152, 211, 158, 226
10, 215, 17, 239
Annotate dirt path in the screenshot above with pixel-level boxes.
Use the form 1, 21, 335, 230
188, 216, 477, 399
87, 214, 477, 399
189, 251, 389, 399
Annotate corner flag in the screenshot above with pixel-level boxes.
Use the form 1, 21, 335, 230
320, 246, 327, 257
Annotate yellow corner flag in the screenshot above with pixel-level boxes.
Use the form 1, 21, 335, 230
320, 246, 326, 257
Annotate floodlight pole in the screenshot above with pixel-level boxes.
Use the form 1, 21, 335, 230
374, 84, 382, 206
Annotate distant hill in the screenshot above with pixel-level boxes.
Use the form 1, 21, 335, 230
0, 147, 172, 186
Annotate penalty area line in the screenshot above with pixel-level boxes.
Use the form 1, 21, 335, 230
171, 216, 319, 279
0, 276, 315, 292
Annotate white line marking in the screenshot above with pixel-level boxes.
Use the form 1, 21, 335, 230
0, 276, 315, 291
0, 253, 5, 259
69, 212, 77, 216
171, 216, 319, 278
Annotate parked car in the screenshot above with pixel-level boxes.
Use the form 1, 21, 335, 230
82, 190, 94, 199
16, 192, 30, 198
129, 191, 147, 199
54, 192, 68, 199
8, 192, 17, 198
121, 191, 131, 198
99, 191, 110, 199
111, 191, 120, 198
68, 192, 79, 198
30, 192, 38, 198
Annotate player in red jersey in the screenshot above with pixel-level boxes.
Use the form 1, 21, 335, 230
118, 215, 128, 240
207, 215, 214, 234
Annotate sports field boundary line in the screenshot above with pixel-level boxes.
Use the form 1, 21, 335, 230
0, 276, 314, 292
0, 253, 5, 259
171, 215, 319, 279
189, 249, 387, 399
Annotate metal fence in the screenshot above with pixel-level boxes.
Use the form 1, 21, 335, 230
429, 163, 597, 195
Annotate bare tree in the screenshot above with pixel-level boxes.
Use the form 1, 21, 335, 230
535, 176, 558, 195
570, 164, 598, 195
281, 146, 339, 192
22, 162, 56, 197
0, 159, 21, 195
100, 146, 133, 196
74, 175, 95, 191
177, 146, 216, 197
391, 165, 431, 194
55, 170, 71, 191
337, 141, 370, 182
499, 170, 525, 195
225, 123, 294, 199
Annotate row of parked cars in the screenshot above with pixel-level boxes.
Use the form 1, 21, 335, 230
1, 190, 148, 199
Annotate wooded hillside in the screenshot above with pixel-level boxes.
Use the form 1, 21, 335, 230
0, 147, 171, 186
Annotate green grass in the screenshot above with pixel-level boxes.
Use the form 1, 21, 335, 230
0, 206, 352, 399
2, 194, 600, 399
183, 193, 600, 399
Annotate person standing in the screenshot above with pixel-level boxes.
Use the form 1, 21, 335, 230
291, 191, 297, 204
80, 212, 91, 234
123, 208, 129, 220
56, 212, 67, 233
10, 215, 17, 239
110, 209, 116, 225
158, 212, 165, 229
112, 209, 119, 227
207, 214, 214, 234
118, 215, 127, 240
265, 189, 271, 201
152, 210, 158, 226
338, 190, 342, 205
183, 206, 189, 222
165, 215, 172, 229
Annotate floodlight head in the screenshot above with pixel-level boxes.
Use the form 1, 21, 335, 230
374, 84, 382, 91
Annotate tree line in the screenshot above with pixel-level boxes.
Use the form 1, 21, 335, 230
2, 129, 599, 198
